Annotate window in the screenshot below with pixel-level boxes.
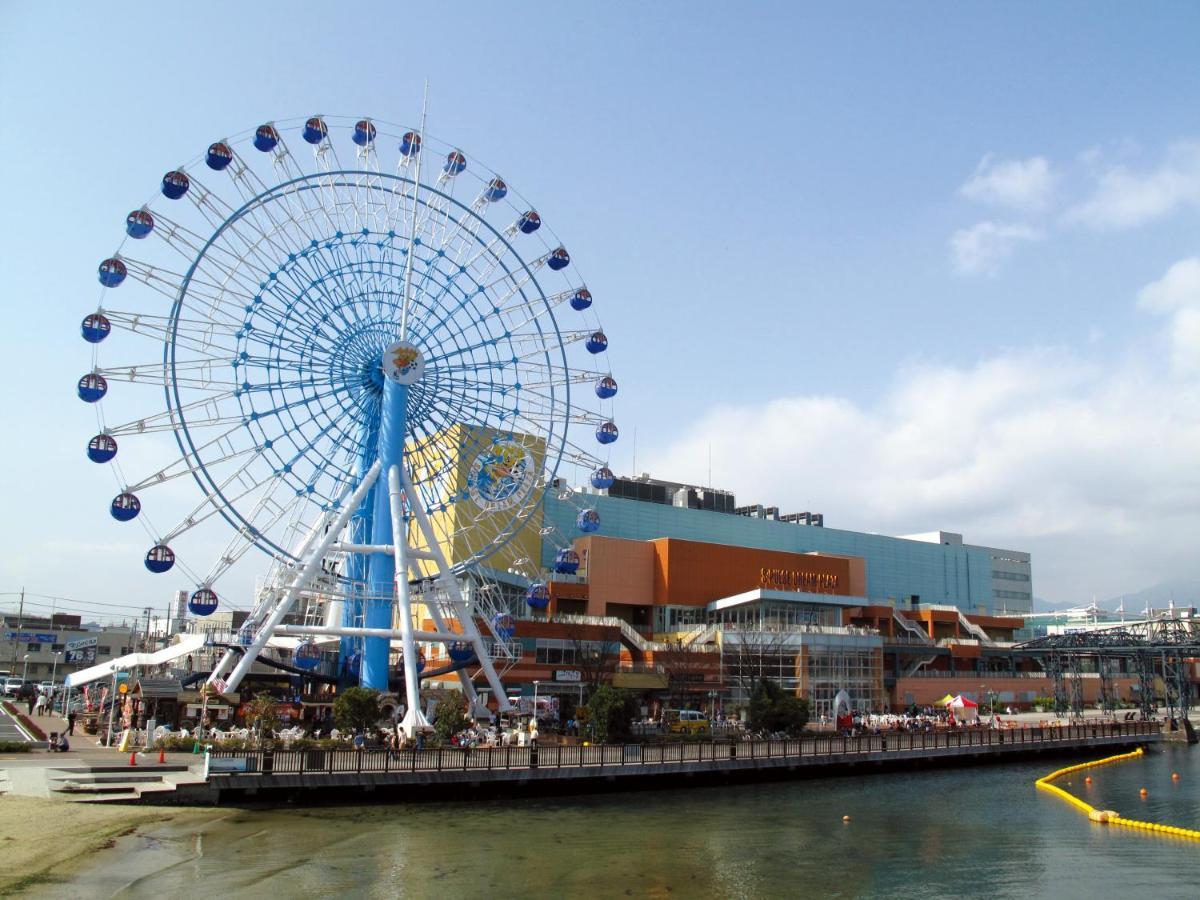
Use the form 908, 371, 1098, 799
26, 643, 40, 652
51, 644, 64, 652
98, 646, 111, 655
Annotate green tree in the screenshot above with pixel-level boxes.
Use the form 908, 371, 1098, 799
244, 694, 280, 746
333, 686, 382, 734
432, 691, 471, 742
747, 679, 809, 736
585, 684, 638, 743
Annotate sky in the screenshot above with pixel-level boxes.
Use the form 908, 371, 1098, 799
1, 2, 1199, 623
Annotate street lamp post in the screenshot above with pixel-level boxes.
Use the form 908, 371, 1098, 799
532, 680, 540, 725
51, 652, 62, 708
21, 654, 29, 684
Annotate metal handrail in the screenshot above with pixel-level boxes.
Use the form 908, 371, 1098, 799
206, 722, 1158, 777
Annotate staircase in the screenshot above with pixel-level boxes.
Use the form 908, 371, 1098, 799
892, 611, 933, 644
47, 762, 206, 803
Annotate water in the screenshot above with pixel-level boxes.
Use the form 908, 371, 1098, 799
53, 745, 1200, 898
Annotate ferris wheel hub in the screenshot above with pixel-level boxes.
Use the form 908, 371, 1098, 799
381, 340, 425, 385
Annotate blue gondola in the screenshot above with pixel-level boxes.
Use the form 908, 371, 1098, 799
110, 492, 141, 522
98, 257, 126, 288
596, 421, 619, 444
517, 210, 541, 234
302, 117, 328, 144
484, 177, 507, 202
87, 434, 117, 463
444, 150, 467, 175
448, 641, 473, 663
206, 142, 233, 170
77, 372, 107, 403
253, 124, 280, 152
188, 587, 219, 616
590, 466, 615, 490
352, 119, 376, 146
293, 640, 322, 670
595, 375, 618, 399
526, 582, 550, 610
570, 288, 592, 311
161, 170, 190, 199
554, 548, 580, 574
125, 209, 154, 239
399, 131, 422, 157
144, 544, 175, 574
492, 613, 516, 640
577, 508, 601, 533
81, 313, 111, 344
585, 331, 607, 354
547, 246, 570, 270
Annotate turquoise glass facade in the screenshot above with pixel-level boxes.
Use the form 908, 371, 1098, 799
542, 493, 999, 615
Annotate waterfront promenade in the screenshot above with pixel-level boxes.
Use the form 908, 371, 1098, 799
190, 722, 1159, 805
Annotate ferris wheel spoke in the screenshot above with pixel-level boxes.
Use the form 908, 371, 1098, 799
160, 450, 312, 545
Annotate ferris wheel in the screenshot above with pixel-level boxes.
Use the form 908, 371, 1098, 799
78, 113, 618, 733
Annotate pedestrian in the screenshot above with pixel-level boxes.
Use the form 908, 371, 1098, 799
34, 692, 47, 716
67, 710, 77, 736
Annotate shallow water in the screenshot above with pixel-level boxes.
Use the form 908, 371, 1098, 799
48, 745, 1200, 898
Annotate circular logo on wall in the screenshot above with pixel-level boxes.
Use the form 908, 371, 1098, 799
467, 441, 536, 511
382, 340, 425, 385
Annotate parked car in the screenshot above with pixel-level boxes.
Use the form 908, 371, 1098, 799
2, 677, 24, 697
38, 681, 55, 696
664, 708, 711, 735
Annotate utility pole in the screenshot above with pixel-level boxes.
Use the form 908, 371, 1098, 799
142, 607, 153, 652
8, 588, 24, 672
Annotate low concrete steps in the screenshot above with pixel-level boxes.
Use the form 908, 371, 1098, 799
48, 763, 203, 802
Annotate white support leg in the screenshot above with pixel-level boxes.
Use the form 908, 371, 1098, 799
388, 465, 428, 736
400, 464, 512, 712
211, 461, 382, 695
407, 557, 482, 711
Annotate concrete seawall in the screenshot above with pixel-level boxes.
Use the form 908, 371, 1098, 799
162, 723, 1160, 806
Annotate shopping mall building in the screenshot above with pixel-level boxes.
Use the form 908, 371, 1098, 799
411, 473, 1122, 720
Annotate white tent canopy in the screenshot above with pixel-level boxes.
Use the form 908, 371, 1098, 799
64, 633, 207, 688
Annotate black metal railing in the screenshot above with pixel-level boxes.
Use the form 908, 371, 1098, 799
206, 722, 1157, 778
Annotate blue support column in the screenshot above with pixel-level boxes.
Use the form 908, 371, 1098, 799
341, 418, 378, 684
363, 380, 408, 690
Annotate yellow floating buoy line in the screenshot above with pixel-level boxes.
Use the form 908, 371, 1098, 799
1035, 748, 1200, 841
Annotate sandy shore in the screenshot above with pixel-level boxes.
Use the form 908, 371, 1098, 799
0, 797, 216, 896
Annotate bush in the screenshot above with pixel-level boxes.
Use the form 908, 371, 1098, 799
333, 687, 382, 734
0, 740, 31, 752
585, 685, 638, 743
747, 679, 809, 736
433, 691, 470, 742
244, 694, 281, 745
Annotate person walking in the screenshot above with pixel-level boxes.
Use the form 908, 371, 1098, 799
66, 709, 77, 736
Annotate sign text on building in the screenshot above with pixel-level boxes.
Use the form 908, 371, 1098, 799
759, 568, 840, 593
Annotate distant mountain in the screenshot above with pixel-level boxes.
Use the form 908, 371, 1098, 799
1103, 580, 1200, 613
1033, 579, 1200, 613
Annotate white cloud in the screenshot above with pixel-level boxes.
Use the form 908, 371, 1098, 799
642, 259, 1200, 605
1064, 141, 1200, 230
949, 221, 1043, 275
960, 154, 1056, 211
1137, 257, 1200, 376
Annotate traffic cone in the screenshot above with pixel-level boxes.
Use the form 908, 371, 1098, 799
129, 751, 137, 767
158, 747, 166, 764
